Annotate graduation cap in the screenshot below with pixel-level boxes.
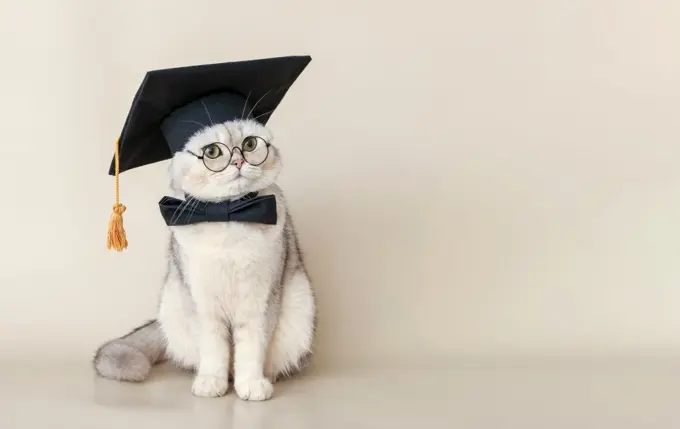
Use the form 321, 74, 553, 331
106, 55, 312, 251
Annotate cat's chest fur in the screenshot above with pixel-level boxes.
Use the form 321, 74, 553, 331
170, 217, 284, 307
174, 218, 282, 262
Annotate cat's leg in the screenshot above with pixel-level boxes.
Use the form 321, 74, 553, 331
232, 277, 275, 401
265, 269, 316, 381
190, 290, 231, 397
158, 258, 200, 371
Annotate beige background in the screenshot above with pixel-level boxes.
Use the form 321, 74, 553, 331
1, 0, 679, 369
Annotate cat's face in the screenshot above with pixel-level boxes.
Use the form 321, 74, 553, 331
169, 119, 281, 201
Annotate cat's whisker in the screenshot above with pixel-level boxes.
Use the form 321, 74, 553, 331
169, 202, 185, 225
186, 196, 200, 223
179, 197, 193, 225
249, 84, 290, 120
246, 89, 273, 120
170, 198, 191, 225
177, 196, 198, 225
200, 100, 215, 126
240, 91, 252, 121
253, 109, 275, 122
180, 120, 209, 129
170, 198, 187, 218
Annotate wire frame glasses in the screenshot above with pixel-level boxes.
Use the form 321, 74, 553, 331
188, 136, 270, 172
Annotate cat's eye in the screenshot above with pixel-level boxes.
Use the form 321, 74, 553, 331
239, 136, 269, 165
242, 136, 259, 152
203, 144, 223, 159
187, 138, 270, 172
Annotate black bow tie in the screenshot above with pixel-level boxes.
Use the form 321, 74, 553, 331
158, 192, 277, 226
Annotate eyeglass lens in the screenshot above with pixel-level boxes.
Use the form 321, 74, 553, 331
201, 137, 269, 172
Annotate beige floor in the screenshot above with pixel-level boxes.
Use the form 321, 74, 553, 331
1, 357, 680, 429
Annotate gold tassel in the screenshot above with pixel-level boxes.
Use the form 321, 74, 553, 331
107, 138, 128, 251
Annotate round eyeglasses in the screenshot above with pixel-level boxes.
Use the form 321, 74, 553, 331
188, 136, 270, 172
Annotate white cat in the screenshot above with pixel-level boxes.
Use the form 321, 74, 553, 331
94, 119, 316, 401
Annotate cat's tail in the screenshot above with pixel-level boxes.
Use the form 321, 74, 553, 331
93, 320, 166, 382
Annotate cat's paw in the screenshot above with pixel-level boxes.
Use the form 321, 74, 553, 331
234, 377, 273, 401
191, 374, 229, 397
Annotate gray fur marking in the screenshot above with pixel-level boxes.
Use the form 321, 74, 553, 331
93, 320, 166, 382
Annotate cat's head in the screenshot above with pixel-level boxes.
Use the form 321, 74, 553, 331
169, 119, 281, 201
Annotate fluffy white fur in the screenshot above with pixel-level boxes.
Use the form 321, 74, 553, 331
94, 119, 316, 401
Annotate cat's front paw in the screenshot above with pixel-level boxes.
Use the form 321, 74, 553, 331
192, 374, 229, 397
234, 377, 273, 401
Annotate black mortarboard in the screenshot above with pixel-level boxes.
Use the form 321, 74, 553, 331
109, 55, 311, 175
105, 55, 312, 251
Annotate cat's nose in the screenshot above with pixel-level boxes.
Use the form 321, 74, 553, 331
232, 158, 244, 169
